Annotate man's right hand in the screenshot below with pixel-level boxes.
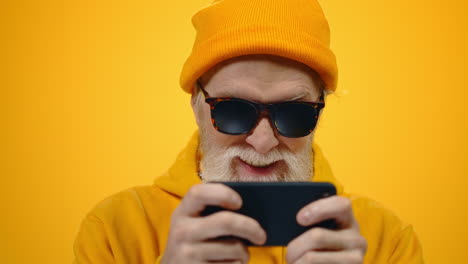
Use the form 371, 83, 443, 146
160, 183, 267, 264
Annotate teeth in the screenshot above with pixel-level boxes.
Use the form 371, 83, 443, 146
241, 158, 276, 167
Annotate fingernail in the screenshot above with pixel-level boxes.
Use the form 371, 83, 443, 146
301, 210, 311, 222
232, 195, 241, 205
259, 231, 267, 245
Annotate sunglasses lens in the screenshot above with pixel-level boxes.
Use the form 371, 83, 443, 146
212, 100, 257, 134
274, 103, 319, 137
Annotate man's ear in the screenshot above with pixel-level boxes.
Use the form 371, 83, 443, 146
191, 85, 201, 127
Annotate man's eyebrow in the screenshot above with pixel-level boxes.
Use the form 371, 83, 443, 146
209, 84, 317, 101
211, 89, 241, 98
210, 84, 250, 97
197, 80, 241, 98
284, 88, 313, 101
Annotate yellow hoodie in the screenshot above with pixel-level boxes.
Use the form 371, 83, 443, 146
73, 131, 424, 263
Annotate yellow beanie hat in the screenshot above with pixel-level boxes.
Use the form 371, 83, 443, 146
180, 0, 338, 94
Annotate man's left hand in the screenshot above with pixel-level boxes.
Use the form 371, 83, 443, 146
286, 196, 367, 264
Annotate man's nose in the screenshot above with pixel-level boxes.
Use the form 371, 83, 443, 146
245, 117, 280, 154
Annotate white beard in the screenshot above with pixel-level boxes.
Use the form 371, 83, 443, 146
198, 131, 314, 183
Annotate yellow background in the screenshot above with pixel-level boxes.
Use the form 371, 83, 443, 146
1, 0, 467, 263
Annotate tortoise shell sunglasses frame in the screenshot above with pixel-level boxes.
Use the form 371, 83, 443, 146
196, 79, 326, 138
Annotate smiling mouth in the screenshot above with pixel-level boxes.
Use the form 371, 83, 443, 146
240, 158, 277, 167
236, 157, 281, 176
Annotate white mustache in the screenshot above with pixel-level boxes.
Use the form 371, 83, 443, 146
199, 129, 313, 183
224, 146, 284, 166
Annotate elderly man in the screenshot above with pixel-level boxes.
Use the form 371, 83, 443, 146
74, 0, 424, 263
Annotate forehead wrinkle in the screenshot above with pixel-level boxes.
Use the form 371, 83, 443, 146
201, 56, 322, 100
266, 79, 317, 101
283, 86, 313, 101
207, 81, 253, 98
204, 69, 320, 102
209, 83, 315, 103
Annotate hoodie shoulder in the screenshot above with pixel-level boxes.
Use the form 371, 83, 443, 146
87, 185, 180, 221
74, 185, 181, 263
342, 193, 424, 263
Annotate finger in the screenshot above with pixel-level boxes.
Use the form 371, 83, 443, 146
211, 261, 243, 264
194, 211, 267, 245
212, 261, 242, 264
292, 249, 364, 264
297, 196, 355, 228
175, 183, 242, 217
196, 239, 249, 263
286, 228, 367, 264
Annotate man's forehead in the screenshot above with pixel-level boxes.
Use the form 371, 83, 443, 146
204, 54, 319, 77
208, 79, 315, 102
200, 55, 322, 101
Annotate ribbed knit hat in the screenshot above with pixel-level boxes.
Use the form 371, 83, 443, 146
180, 0, 338, 94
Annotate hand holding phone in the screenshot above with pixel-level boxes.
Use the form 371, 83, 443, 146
201, 182, 337, 246
161, 183, 266, 264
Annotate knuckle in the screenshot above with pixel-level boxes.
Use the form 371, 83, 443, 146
169, 211, 178, 224
217, 212, 235, 229
358, 236, 368, 252
236, 215, 252, 229
308, 228, 326, 245
187, 185, 204, 200
339, 197, 352, 211
244, 251, 250, 263
285, 251, 295, 264
170, 207, 185, 224
347, 250, 364, 264
171, 223, 193, 242
218, 184, 233, 196
354, 220, 362, 232
349, 235, 365, 248
239, 244, 250, 264
180, 244, 197, 259
219, 187, 239, 206
304, 251, 317, 262
220, 211, 234, 222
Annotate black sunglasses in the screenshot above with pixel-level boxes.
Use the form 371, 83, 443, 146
197, 80, 325, 138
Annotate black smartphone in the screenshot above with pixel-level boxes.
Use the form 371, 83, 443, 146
200, 182, 337, 246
